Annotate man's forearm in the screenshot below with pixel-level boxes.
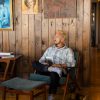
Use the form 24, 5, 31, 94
52, 64, 67, 68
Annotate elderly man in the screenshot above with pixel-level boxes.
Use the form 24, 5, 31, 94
32, 30, 75, 100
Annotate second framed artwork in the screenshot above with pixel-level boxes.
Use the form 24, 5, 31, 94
0, 0, 13, 30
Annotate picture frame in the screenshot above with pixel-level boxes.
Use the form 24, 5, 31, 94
44, 0, 76, 18
0, 0, 13, 30
22, 0, 39, 14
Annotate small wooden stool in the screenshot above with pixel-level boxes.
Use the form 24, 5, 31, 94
1, 77, 47, 100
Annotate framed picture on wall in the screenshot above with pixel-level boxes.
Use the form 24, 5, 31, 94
0, 0, 13, 30
22, 0, 42, 14
44, 0, 76, 18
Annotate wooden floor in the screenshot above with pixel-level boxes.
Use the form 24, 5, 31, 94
82, 47, 100, 100
0, 47, 100, 100
90, 48, 100, 86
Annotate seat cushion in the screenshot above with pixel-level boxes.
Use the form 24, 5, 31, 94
1, 77, 46, 90
29, 74, 50, 84
29, 73, 66, 85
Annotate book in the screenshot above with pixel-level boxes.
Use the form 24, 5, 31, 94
0, 52, 14, 56
0, 55, 15, 58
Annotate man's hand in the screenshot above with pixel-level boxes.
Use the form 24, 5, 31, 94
43, 62, 49, 66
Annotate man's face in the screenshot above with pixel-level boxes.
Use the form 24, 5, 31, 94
54, 32, 63, 45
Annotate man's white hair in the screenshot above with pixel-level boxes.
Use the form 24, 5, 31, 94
57, 30, 66, 41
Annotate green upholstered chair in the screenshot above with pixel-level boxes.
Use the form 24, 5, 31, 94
0, 77, 47, 100
29, 49, 80, 100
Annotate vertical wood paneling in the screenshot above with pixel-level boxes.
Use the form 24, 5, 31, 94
9, 31, 16, 52
42, 18, 49, 53
56, 19, 63, 31
49, 19, 56, 46
0, 32, 3, 51
9, 0, 16, 52
21, 15, 29, 74
62, 18, 69, 46
76, 0, 84, 84
22, 15, 28, 57
15, 0, 22, 54
29, 15, 35, 60
3, 31, 9, 51
35, 13, 42, 60
83, 0, 91, 85
96, 3, 98, 46
41, 0, 49, 53
98, 3, 100, 48
76, 0, 83, 52
69, 18, 76, 49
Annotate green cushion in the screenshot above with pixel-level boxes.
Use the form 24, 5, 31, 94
1, 77, 46, 91
29, 73, 66, 85
29, 74, 50, 84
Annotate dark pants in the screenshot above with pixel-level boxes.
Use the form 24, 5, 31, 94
32, 61, 60, 94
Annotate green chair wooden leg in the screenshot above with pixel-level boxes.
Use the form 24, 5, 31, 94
44, 87, 47, 100
16, 94, 19, 100
30, 92, 34, 100
2, 88, 6, 100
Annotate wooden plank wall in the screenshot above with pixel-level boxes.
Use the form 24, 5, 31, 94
98, 3, 100, 48
0, 0, 91, 85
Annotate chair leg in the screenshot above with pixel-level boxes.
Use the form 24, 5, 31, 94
63, 73, 70, 100
63, 88, 67, 100
43, 86, 47, 100
30, 92, 34, 100
2, 88, 6, 100
16, 94, 19, 100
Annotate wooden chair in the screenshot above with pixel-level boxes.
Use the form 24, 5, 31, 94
29, 49, 80, 100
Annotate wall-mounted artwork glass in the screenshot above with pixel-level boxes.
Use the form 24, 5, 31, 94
22, 0, 41, 14
44, 0, 76, 18
0, 0, 13, 30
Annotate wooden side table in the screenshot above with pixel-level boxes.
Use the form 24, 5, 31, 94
0, 55, 22, 79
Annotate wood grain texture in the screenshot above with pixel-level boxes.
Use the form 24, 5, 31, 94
0, 31, 3, 51
35, 13, 42, 60
49, 19, 56, 46
22, 15, 28, 57
98, 3, 100, 48
9, 31, 16, 52
15, 0, 22, 54
76, 0, 83, 52
62, 18, 69, 46
42, 18, 49, 53
69, 18, 76, 49
83, 0, 91, 85
56, 18, 63, 31
42, 0, 49, 54
3, 31, 9, 52
29, 15, 35, 60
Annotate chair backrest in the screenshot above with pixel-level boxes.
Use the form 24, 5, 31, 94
0, 59, 10, 81
73, 49, 80, 80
